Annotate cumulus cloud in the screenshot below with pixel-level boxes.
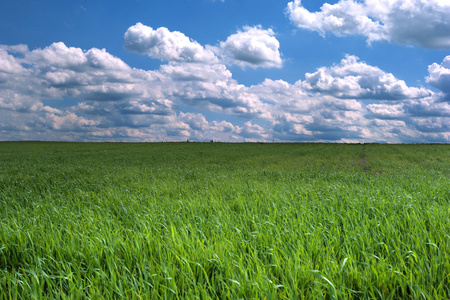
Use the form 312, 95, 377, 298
0, 42, 174, 134
0, 41, 271, 141
302, 55, 433, 100
124, 23, 218, 63
364, 95, 450, 142
158, 62, 271, 119
124, 23, 283, 69
426, 55, 450, 97
210, 120, 236, 133
249, 73, 448, 143
0, 49, 25, 74
287, 0, 386, 43
0, 44, 29, 53
0, 40, 448, 143
159, 62, 232, 82
219, 26, 283, 68
237, 121, 270, 141
366, 103, 405, 119
26, 42, 90, 70
286, 0, 450, 48
14, 42, 167, 100
178, 112, 209, 131
115, 99, 175, 115
248, 78, 370, 142
45, 111, 99, 131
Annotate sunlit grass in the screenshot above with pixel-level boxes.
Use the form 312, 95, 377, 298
0, 142, 449, 299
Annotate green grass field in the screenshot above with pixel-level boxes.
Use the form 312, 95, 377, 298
0, 142, 449, 299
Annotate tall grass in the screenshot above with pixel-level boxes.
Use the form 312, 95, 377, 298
0, 142, 449, 299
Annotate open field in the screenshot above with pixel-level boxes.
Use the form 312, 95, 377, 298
0, 142, 449, 299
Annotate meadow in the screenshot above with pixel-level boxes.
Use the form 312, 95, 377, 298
0, 142, 449, 299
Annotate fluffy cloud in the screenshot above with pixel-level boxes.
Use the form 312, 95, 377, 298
237, 121, 270, 141
210, 120, 236, 133
364, 95, 449, 142
249, 78, 370, 141
124, 23, 218, 63
44, 111, 99, 131
115, 99, 175, 116
426, 55, 450, 97
24, 42, 131, 73
158, 62, 271, 119
0, 42, 269, 141
25, 42, 88, 69
366, 103, 405, 119
286, 0, 450, 48
0, 44, 29, 53
219, 26, 283, 68
124, 23, 283, 69
0, 40, 448, 143
287, 0, 386, 43
159, 62, 232, 83
248, 74, 448, 143
0, 49, 25, 74
0, 42, 173, 134
368, 0, 450, 48
302, 55, 432, 100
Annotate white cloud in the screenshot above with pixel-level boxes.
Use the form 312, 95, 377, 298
249, 70, 448, 143
287, 0, 386, 43
159, 62, 232, 82
179, 112, 209, 131
248, 78, 369, 142
124, 23, 283, 69
367, 0, 450, 48
0, 42, 176, 135
403, 95, 450, 117
158, 62, 271, 119
237, 121, 270, 141
0, 44, 29, 54
124, 23, 218, 63
366, 103, 405, 119
411, 117, 449, 135
25, 42, 131, 73
210, 120, 236, 133
286, 0, 450, 48
85, 47, 131, 71
426, 55, 450, 97
0, 41, 271, 141
0, 49, 25, 74
25, 42, 89, 70
44, 111, 99, 131
0, 41, 448, 143
115, 99, 175, 115
364, 95, 449, 142
302, 55, 433, 100
219, 26, 283, 68
249, 79, 312, 109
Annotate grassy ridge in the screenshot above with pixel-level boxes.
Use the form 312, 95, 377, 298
0, 142, 449, 299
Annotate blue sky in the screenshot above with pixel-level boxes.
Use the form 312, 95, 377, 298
0, 0, 449, 142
